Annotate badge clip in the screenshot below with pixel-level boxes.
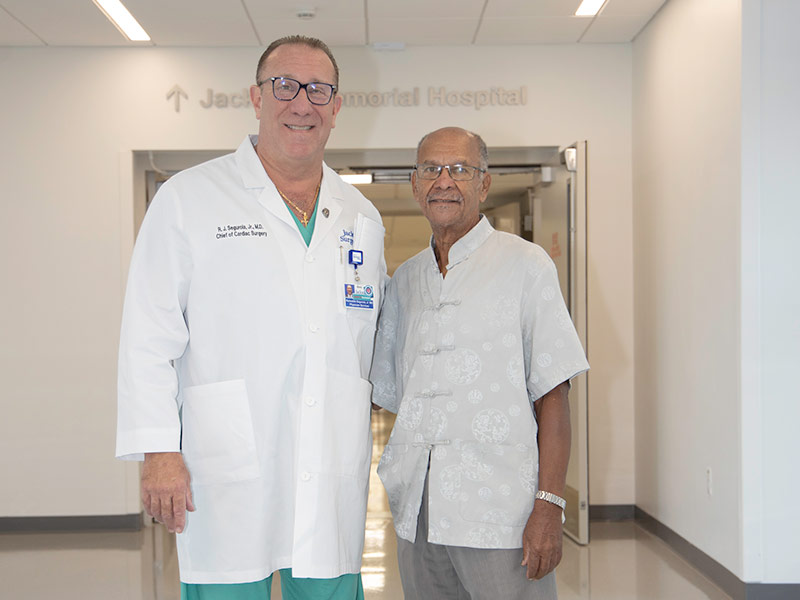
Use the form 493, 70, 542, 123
349, 249, 363, 282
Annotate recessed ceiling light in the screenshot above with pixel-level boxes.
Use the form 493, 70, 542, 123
93, 0, 150, 41
575, 0, 607, 17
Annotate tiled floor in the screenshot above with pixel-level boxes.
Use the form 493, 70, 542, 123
0, 410, 730, 599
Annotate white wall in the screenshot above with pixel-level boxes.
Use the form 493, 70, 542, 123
0, 43, 634, 517
632, 0, 743, 577
740, 0, 800, 584
634, 0, 800, 585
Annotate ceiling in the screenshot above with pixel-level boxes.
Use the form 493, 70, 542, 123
0, 0, 667, 47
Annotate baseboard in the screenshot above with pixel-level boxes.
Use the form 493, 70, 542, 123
634, 507, 799, 600
743, 584, 800, 600
3, 509, 797, 598
589, 503, 635, 521
588, 505, 798, 599
0, 513, 142, 532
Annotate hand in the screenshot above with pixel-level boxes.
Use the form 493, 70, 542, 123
141, 452, 195, 534
521, 499, 563, 580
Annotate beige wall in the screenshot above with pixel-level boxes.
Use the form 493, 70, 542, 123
0, 43, 634, 516
633, 0, 743, 577
633, 0, 800, 584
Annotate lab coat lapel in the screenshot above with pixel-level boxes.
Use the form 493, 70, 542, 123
309, 165, 343, 252
257, 184, 302, 232
234, 136, 310, 321
235, 134, 309, 233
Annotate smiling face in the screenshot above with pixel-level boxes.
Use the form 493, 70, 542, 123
249, 43, 342, 169
413, 127, 491, 243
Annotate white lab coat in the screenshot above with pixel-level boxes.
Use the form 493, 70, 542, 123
116, 135, 386, 583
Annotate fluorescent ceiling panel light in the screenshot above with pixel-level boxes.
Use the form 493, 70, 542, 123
340, 174, 373, 185
575, 0, 606, 16
93, 0, 150, 41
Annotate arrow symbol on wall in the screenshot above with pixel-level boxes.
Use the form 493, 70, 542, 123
167, 85, 188, 112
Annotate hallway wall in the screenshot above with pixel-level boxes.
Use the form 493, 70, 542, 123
632, 0, 743, 579
0, 43, 635, 517
633, 0, 800, 585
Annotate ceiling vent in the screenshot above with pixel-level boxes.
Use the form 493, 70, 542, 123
296, 8, 316, 20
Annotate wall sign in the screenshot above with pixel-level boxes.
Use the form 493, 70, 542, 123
166, 85, 252, 112
342, 86, 528, 110
166, 85, 527, 113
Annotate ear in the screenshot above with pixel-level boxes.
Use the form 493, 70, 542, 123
250, 85, 263, 119
330, 94, 343, 129
479, 172, 492, 204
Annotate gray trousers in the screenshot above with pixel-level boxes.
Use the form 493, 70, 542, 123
397, 476, 557, 600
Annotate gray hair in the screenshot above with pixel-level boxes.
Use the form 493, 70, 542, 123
256, 35, 340, 87
416, 128, 489, 171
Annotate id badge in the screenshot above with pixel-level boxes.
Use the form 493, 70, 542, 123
344, 283, 375, 310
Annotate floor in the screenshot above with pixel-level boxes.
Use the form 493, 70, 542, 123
0, 411, 731, 600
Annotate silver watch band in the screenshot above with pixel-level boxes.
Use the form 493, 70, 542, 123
535, 490, 566, 511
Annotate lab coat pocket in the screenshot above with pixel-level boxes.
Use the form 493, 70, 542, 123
181, 379, 260, 486
353, 215, 385, 289
322, 372, 373, 478
344, 215, 385, 372
338, 214, 384, 312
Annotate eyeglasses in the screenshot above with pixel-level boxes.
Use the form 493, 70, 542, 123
415, 163, 486, 181
257, 76, 337, 106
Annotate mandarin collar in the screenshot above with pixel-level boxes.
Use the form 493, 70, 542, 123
428, 215, 494, 272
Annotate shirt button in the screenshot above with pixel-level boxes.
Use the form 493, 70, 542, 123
305, 254, 314, 263
301, 472, 312, 481
304, 396, 316, 407
309, 324, 319, 332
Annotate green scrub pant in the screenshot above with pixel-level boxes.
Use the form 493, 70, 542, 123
181, 570, 365, 600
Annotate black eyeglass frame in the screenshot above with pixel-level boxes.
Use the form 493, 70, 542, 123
414, 163, 487, 181
256, 76, 338, 106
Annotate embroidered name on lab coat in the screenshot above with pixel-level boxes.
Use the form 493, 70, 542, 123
216, 223, 267, 239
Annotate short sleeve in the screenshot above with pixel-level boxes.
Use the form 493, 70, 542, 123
521, 247, 589, 402
369, 276, 401, 413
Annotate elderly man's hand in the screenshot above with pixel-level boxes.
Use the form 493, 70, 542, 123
521, 499, 563, 580
141, 452, 195, 534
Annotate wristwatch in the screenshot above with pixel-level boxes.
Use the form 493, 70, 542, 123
535, 490, 566, 511
535, 490, 567, 523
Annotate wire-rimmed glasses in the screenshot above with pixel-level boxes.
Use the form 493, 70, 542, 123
414, 163, 486, 181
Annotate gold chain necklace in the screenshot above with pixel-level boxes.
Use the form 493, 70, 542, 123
276, 180, 321, 227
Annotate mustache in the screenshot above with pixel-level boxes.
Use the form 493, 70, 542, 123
426, 192, 462, 203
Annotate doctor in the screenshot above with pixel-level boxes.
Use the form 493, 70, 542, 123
116, 35, 386, 600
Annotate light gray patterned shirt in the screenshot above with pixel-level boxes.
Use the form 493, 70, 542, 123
370, 216, 589, 548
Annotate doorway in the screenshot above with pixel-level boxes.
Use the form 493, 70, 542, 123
326, 144, 590, 544
133, 143, 590, 544
527, 143, 589, 544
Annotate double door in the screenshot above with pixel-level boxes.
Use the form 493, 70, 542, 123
528, 142, 589, 544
